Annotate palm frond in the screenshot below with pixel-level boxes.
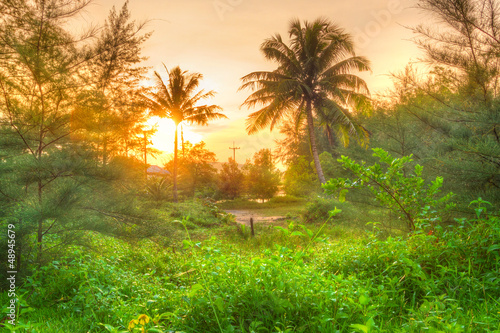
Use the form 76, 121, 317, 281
240, 17, 370, 149
141, 66, 224, 126
184, 105, 226, 126
182, 89, 216, 111
324, 75, 370, 96
153, 71, 173, 105
316, 98, 370, 147
261, 37, 301, 75
240, 71, 290, 84
183, 72, 203, 96
322, 56, 371, 77
245, 96, 297, 134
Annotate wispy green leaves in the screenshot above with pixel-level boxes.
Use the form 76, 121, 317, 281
323, 148, 454, 231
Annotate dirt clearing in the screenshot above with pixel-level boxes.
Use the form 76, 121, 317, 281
225, 210, 286, 225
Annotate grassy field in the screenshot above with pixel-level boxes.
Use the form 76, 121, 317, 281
1, 198, 499, 332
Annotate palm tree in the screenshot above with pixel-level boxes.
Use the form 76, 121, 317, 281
240, 18, 371, 184
142, 65, 226, 202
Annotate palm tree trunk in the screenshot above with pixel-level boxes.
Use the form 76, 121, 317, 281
143, 132, 148, 181
326, 125, 336, 148
173, 124, 179, 202
305, 100, 326, 184
181, 124, 185, 158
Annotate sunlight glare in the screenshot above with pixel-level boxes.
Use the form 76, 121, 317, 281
146, 116, 203, 153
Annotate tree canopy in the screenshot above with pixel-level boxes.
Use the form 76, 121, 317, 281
240, 18, 371, 184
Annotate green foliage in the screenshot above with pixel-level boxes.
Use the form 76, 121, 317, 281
71, 1, 151, 164
240, 18, 371, 184
3, 200, 499, 332
283, 156, 319, 197
217, 158, 245, 200
217, 196, 307, 219
321, 201, 500, 332
363, 0, 500, 207
317, 151, 338, 180
0, 0, 89, 265
164, 141, 218, 198
301, 197, 339, 223
145, 177, 172, 203
0, 0, 154, 271
299, 196, 383, 232
324, 148, 454, 231
244, 149, 281, 200
158, 199, 234, 231
370, 65, 500, 207
274, 121, 313, 166
2, 2, 500, 332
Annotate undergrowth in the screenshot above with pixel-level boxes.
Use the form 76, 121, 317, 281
1, 200, 499, 332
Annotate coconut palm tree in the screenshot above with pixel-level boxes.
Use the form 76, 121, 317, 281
142, 65, 226, 202
240, 18, 371, 184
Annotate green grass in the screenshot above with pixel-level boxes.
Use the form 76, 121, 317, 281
1, 200, 499, 332
218, 196, 308, 217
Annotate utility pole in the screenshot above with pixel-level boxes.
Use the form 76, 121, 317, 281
229, 141, 240, 162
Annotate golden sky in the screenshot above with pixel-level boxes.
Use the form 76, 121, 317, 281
82, 0, 425, 166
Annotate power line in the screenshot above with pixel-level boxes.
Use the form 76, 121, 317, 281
229, 141, 240, 162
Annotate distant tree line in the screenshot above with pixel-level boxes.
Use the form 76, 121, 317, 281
147, 144, 281, 202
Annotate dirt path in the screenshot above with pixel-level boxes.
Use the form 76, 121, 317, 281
225, 210, 286, 225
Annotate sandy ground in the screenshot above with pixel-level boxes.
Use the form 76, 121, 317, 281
225, 210, 286, 225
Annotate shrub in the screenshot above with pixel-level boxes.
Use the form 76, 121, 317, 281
323, 148, 454, 231
301, 197, 337, 223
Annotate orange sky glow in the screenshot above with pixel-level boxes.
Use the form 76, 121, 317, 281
81, 0, 425, 166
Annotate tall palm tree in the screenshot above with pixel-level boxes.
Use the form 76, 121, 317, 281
240, 18, 371, 184
142, 65, 226, 202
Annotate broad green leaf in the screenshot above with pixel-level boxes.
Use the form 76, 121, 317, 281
101, 324, 118, 332
214, 297, 224, 311
274, 226, 289, 235
487, 244, 500, 253
359, 294, 370, 305
329, 207, 342, 217
189, 283, 204, 297
338, 189, 348, 202
350, 324, 369, 333
365, 317, 376, 330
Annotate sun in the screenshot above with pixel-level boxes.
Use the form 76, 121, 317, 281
146, 116, 203, 153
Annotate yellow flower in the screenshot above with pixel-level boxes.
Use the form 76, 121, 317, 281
138, 314, 150, 325
128, 319, 138, 330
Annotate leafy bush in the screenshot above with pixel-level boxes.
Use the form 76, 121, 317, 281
301, 196, 338, 223
160, 199, 234, 229
339, 210, 498, 330
324, 148, 455, 231
144, 177, 172, 203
